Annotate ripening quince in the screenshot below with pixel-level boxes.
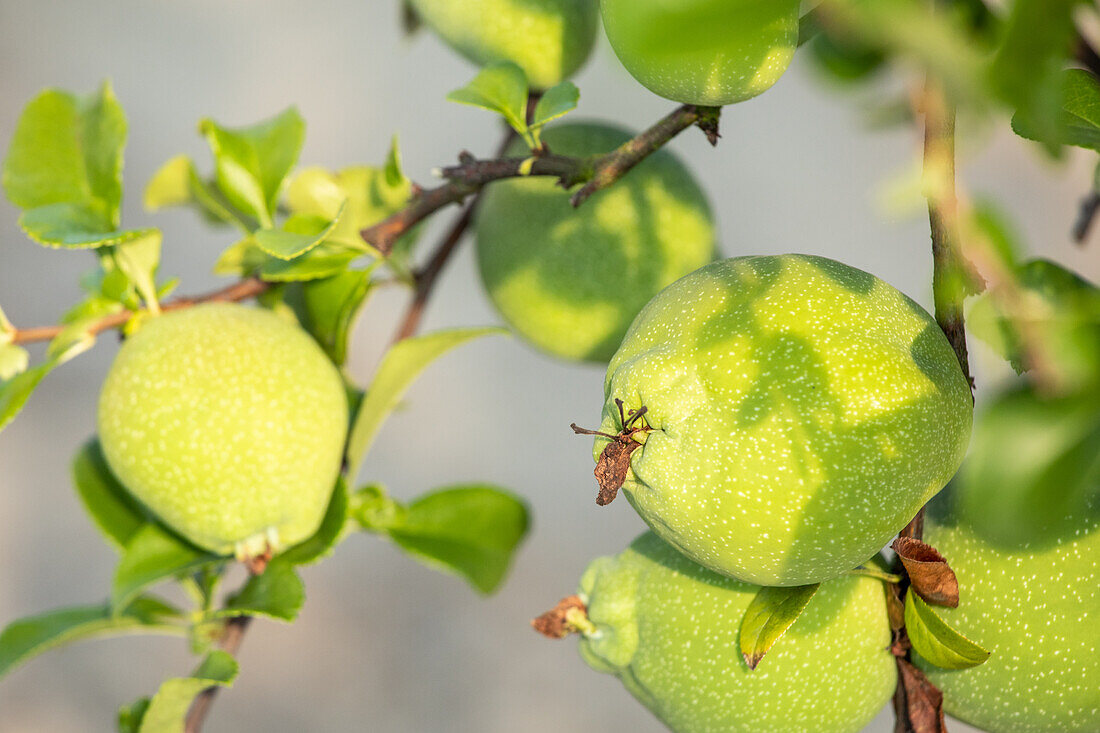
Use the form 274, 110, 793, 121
408, 0, 598, 89
574, 531, 896, 732
600, 0, 801, 106
589, 255, 973, 586
476, 122, 715, 363
915, 389, 1100, 733
97, 303, 348, 558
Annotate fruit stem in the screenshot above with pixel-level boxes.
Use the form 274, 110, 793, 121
848, 566, 903, 584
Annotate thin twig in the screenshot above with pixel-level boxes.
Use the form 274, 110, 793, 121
9, 277, 269, 346
184, 616, 253, 733
361, 104, 720, 255
1073, 190, 1100, 244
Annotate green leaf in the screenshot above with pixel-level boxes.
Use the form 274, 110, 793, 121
1012, 69, 1100, 152
0, 361, 54, 434
905, 590, 990, 670
111, 230, 163, 311
0, 343, 29, 380
72, 439, 150, 551
213, 237, 268, 277
992, 0, 1078, 152
143, 155, 193, 210
284, 266, 376, 364
383, 485, 529, 594
0, 597, 183, 680
446, 62, 530, 140
19, 203, 152, 250
199, 107, 305, 227
137, 650, 238, 733
739, 584, 820, 671
213, 561, 305, 622
112, 524, 221, 612
345, 327, 505, 476
3, 82, 126, 225
280, 478, 350, 566
258, 245, 359, 282
253, 205, 347, 260
530, 81, 579, 131
118, 697, 151, 733
348, 484, 404, 532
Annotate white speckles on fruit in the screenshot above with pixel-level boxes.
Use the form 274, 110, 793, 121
596, 255, 973, 586
476, 122, 715, 363
408, 0, 598, 89
600, 0, 801, 106
578, 532, 896, 732
97, 303, 348, 556
917, 501, 1100, 733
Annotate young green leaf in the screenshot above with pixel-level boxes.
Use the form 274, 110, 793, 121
135, 650, 238, 733
199, 106, 305, 227
446, 62, 530, 142
258, 245, 360, 282
0, 597, 183, 680
348, 484, 404, 532
382, 485, 530, 594
279, 478, 349, 566
118, 697, 151, 733
18, 203, 153, 250
345, 327, 506, 476
905, 590, 991, 670
0, 362, 54, 433
253, 204, 349, 260
72, 439, 150, 552
111, 230, 163, 313
3, 82, 126, 225
1012, 70, 1100, 152
112, 524, 222, 612
739, 584, 820, 671
283, 266, 376, 364
530, 81, 580, 132
213, 561, 305, 622
143, 155, 193, 210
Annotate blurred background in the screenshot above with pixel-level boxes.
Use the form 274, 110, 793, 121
0, 1, 1096, 731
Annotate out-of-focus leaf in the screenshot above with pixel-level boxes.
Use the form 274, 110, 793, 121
905, 591, 990, 670
111, 230, 163, 311
374, 485, 530, 594
1012, 70, 1100, 152
258, 245, 359, 282
0, 344, 29, 380
345, 327, 505, 477
284, 266, 376, 364
18, 203, 152, 250
0, 362, 54, 434
253, 205, 347, 260
136, 650, 238, 733
112, 524, 222, 612
739, 584, 820, 670
0, 597, 183, 680
199, 107, 305, 227
213, 561, 304, 622
118, 697, 151, 733
72, 439, 150, 552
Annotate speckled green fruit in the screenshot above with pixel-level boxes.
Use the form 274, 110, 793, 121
593, 255, 973, 586
476, 122, 715, 363
98, 303, 348, 557
600, 0, 801, 106
577, 532, 896, 733
915, 451, 1100, 731
409, 0, 598, 89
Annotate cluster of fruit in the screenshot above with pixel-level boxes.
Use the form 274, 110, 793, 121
405, 2, 1100, 732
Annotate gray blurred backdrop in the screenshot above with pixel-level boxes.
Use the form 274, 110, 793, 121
1, 2, 1097, 731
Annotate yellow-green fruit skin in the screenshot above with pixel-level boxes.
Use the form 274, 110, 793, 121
476, 123, 715, 363
916, 501, 1100, 732
408, 0, 598, 89
600, 0, 801, 105
597, 255, 973, 586
97, 303, 348, 556
578, 532, 896, 733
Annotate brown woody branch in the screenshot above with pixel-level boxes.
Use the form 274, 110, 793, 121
9, 277, 269, 346
361, 104, 721, 256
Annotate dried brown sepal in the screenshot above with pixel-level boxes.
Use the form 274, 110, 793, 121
892, 537, 960, 608
694, 107, 722, 146
571, 400, 651, 506
244, 549, 274, 576
532, 595, 588, 639
886, 582, 907, 633
895, 658, 947, 733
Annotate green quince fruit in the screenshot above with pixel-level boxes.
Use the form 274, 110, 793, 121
409, 0, 598, 89
476, 122, 715, 363
98, 303, 348, 558
586, 255, 973, 586
600, 0, 801, 106
574, 531, 896, 732
915, 390, 1100, 733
